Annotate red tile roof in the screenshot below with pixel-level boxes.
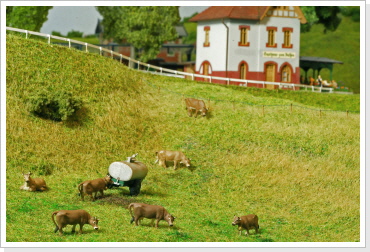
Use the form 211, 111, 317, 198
189, 6, 270, 22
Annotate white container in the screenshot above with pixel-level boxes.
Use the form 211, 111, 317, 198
108, 161, 148, 181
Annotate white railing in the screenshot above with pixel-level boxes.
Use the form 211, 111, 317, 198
6, 26, 334, 93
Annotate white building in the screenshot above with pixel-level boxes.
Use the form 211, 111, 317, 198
190, 6, 307, 88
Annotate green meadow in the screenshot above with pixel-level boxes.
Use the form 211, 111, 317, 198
6, 33, 360, 243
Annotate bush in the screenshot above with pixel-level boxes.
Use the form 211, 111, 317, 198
66, 30, 83, 38
27, 89, 83, 121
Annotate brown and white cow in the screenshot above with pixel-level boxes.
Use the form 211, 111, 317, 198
20, 172, 47, 192
78, 174, 113, 201
232, 214, 259, 236
128, 202, 175, 228
51, 209, 99, 236
155, 150, 191, 170
185, 98, 208, 117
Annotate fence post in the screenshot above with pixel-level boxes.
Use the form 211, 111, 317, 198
99, 47, 102, 55
192, 73, 194, 81
111, 50, 113, 59
120, 54, 122, 63
47, 34, 50, 44
290, 103, 293, 113
85, 43, 88, 53
68, 39, 71, 48
25, 30, 28, 39
137, 61, 140, 70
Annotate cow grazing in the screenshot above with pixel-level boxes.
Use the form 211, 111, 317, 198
155, 150, 191, 170
309, 76, 316, 86
20, 172, 47, 192
185, 98, 208, 117
232, 214, 259, 236
128, 202, 175, 228
51, 209, 99, 236
78, 174, 113, 201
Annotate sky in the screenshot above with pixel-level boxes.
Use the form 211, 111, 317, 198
40, 6, 209, 36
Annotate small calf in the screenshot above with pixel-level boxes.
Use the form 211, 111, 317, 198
185, 98, 208, 117
52, 209, 99, 236
128, 202, 175, 228
155, 150, 191, 170
20, 172, 47, 192
78, 174, 113, 201
232, 214, 259, 236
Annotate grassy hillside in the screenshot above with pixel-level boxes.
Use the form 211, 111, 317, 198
300, 16, 360, 93
6, 34, 360, 243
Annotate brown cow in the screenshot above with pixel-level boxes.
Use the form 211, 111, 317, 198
232, 214, 259, 236
155, 150, 191, 170
128, 202, 175, 228
185, 98, 208, 117
20, 172, 47, 192
78, 174, 113, 201
51, 209, 99, 236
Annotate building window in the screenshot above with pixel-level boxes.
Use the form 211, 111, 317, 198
281, 65, 291, 82
266, 27, 277, 48
239, 26, 250, 46
240, 63, 247, 79
204, 26, 210, 47
282, 28, 293, 48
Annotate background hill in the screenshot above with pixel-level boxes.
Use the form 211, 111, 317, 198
300, 16, 360, 94
5, 34, 360, 243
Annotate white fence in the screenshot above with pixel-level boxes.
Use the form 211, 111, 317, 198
6, 26, 334, 93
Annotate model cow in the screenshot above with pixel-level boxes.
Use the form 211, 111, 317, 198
128, 202, 175, 228
20, 172, 47, 192
52, 209, 99, 236
185, 98, 208, 117
78, 174, 113, 201
232, 214, 259, 236
155, 150, 191, 170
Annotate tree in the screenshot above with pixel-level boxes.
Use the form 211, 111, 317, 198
6, 6, 53, 32
301, 6, 341, 33
96, 6, 180, 62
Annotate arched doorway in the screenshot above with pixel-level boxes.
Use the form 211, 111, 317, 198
265, 63, 276, 89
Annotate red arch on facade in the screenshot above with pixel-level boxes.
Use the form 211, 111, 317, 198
263, 61, 278, 81
238, 61, 249, 79
279, 62, 294, 83
199, 60, 212, 75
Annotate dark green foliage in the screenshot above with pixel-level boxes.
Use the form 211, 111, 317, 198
96, 6, 180, 62
27, 89, 83, 122
51, 31, 63, 37
341, 6, 360, 22
66, 30, 83, 38
315, 6, 342, 33
6, 6, 53, 31
300, 6, 342, 33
